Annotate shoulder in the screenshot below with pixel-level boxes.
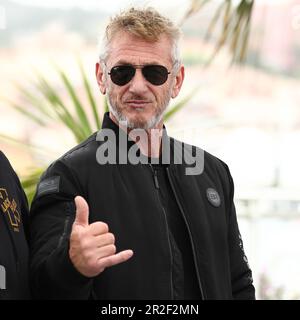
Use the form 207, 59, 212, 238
204, 149, 232, 180
0, 151, 21, 183
0, 150, 28, 212
171, 137, 231, 175
60, 132, 99, 165
35, 133, 100, 199
43, 132, 99, 174
170, 137, 234, 190
0, 150, 13, 170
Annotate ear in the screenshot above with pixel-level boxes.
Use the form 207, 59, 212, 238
171, 65, 185, 99
95, 62, 106, 95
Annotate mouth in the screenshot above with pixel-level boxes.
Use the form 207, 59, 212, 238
125, 100, 151, 109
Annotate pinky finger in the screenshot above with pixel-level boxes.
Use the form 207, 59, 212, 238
97, 249, 134, 270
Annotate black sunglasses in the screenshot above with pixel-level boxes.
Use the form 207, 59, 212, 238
107, 64, 171, 86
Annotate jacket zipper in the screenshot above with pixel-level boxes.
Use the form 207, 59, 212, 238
166, 167, 205, 300
149, 164, 174, 300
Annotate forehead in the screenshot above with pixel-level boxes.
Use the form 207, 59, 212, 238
107, 31, 173, 66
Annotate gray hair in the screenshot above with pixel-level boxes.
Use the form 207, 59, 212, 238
98, 7, 182, 69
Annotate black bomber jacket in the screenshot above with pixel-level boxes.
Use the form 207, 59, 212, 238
0, 151, 30, 300
29, 112, 255, 300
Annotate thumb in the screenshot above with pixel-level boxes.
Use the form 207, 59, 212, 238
74, 196, 89, 226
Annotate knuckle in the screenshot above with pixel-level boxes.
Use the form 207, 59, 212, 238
108, 233, 115, 243
101, 222, 109, 233
82, 250, 92, 261
110, 244, 116, 254
70, 227, 80, 239
91, 221, 109, 234
80, 238, 90, 251
70, 229, 86, 246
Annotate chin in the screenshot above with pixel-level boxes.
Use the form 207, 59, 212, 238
129, 114, 161, 130
126, 117, 148, 130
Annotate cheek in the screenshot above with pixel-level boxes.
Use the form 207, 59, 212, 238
150, 88, 164, 102
158, 86, 172, 103
108, 85, 124, 101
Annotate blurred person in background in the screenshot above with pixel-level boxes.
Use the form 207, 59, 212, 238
29, 7, 255, 300
0, 151, 30, 299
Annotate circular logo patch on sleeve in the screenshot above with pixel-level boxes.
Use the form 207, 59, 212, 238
206, 188, 221, 207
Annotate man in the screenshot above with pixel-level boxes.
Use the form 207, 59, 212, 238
29, 7, 255, 300
0, 151, 30, 299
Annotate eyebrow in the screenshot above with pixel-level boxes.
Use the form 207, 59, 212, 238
113, 60, 162, 66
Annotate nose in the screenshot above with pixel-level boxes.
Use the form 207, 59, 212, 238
128, 68, 148, 95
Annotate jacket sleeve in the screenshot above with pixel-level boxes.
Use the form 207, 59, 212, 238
0, 151, 30, 241
29, 159, 93, 300
15, 169, 30, 242
224, 163, 256, 300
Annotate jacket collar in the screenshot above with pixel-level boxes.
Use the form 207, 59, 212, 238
100, 112, 173, 164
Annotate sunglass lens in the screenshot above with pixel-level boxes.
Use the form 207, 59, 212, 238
110, 66, 135, 86
143, 65, 169, 85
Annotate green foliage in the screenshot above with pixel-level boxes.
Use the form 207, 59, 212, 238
2, 0, 256, 204
2, 61, 102, 202
1, 0, 256, 205
181, 0, 255, 64
2, 61, 197, 204
21, 168, 45, 205
164, 87, 199, 122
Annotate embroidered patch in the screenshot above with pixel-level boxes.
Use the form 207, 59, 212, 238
37, 176, 60, 197
206, 188, 221, 207
0, 188, 21, 232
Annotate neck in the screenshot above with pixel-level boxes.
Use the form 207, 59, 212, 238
109, 112, 164, 158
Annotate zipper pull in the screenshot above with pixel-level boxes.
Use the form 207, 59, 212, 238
153, 169, 159, 189
149, 164, 159, 189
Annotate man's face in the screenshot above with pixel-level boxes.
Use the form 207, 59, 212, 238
96, 31, 184, 130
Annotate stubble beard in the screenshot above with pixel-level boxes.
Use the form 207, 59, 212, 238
107, 90, 172, 130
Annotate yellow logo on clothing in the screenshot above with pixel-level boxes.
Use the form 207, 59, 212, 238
0, 188, 20, 232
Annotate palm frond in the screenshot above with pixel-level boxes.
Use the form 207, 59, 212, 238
2, 100, 46, 126
21, 168, 45, 205
180, 0, 211, 25
54, 64, 93, 137
33, 71, 87, 142
3, 59, 195, 205
164, 87, 199, 122
0, 134, 56, 156
182, 0, 255, 64
78, 59, 102, 130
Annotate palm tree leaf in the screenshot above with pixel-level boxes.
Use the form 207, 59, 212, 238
33, 72, 87, 142
21, 167, 45, 205
2, 100, 46, 126
238, 14, 251, 62
183, 0, 254, 64
78, 59, 101, 130
14, 81, 56, 119
180, 0, 211, 25
55, 65, 93, 137
164, 87, 199, 122
205, 1, 227, 40
0, 134, 56, 156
